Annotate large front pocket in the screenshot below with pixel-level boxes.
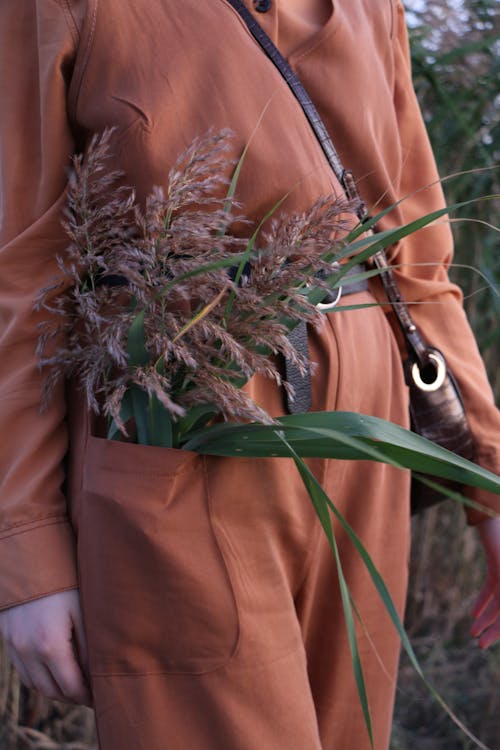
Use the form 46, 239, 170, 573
78, 436, 239, 676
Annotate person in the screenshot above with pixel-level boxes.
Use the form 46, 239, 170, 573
0, 1, 499, 748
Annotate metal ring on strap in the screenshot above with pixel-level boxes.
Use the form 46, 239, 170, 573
316, 286, 342, 311
411, 351, 447, 392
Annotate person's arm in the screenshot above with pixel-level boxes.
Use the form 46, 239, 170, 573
386, 0, 500, 525
386, 2, 500, 642
0, 0, 79, 609
471, 517, 500, 648
0, 0, 90, 703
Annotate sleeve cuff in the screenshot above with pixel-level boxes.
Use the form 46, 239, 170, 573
0, 518, 78, 610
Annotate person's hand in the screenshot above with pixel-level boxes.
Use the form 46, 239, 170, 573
0, 589, 93, 707
470, 516, 500, 649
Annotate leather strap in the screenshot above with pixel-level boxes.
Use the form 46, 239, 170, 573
227, 0, 432, 382
371, 248, 430, 366
285, 263, 369, 413
226, 0, 354, 198
285, 322, 311, 412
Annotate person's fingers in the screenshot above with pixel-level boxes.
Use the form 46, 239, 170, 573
477, 619, 500, 650
5, 647, 35, 690
23, 657, 68, 703
0, 591, 93, 706
43, 635, 93, 707
471, 575, 493, 619
471, 595, 500, 638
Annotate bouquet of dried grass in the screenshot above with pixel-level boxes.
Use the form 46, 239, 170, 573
36, 127, 357, 445
34, 127, 500, 749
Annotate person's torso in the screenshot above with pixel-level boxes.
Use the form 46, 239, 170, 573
68, 0, 401, 239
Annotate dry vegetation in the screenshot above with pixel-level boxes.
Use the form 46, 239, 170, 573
0, 649, 96, 749
1, 1, 498, 748
390, 2, 500, 742
392, 503, 500, 749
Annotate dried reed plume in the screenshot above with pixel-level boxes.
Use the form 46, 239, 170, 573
36, 127, 357, 436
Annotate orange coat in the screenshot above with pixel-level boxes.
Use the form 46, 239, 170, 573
0, 3, 499, 746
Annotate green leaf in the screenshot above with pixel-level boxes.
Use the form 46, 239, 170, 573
275, 433, 374, 748
411, 474, 495, 515
183, 411, 500, 498
149, 394, 173, 448
177, 404, 218, 440
130, 384, 150, 444
127, 310, 149, 367
338, 189, 499, 253
218, 96, 277, 234
217, 142, 249, 235
321, 193, 500, 279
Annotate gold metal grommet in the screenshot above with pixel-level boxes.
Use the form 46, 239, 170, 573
411, 352, 447, 392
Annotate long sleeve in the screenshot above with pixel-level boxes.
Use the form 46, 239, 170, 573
0, 1, 82, 609
384, 1, 500, 524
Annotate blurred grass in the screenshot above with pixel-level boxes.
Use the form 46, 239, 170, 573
406, 0, 500, 400
0, 1, 499, 748
392, 3, 499, 749
0, 641, 97, 749
392, 503, 500, 750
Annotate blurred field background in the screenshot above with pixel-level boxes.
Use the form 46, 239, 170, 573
1, 1, 499, 748
392, 1, 499, 748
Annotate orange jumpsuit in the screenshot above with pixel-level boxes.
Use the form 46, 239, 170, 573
0, 1, 499, 748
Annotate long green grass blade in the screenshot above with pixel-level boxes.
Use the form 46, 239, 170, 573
285, 441, 491, 750
275, 433, 374, 748
217, 145, 248, 234
183, 411, 500, 499
333, 194, 499, 266
218, 94, 276, 233
127, 310, 149, 367
337, 186, 499, 250
411, 474, 496, 514
130, 384, 150, 445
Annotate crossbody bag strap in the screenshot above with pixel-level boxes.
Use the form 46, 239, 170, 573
226, 0, 355, 201
226, 0, 431, 370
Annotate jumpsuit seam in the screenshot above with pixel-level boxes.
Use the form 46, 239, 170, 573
203, 454, 243, 669
56, 0, 80, 45
0, 516, 72, 539
89, 640, 306, 678
289, 21, 338, 66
